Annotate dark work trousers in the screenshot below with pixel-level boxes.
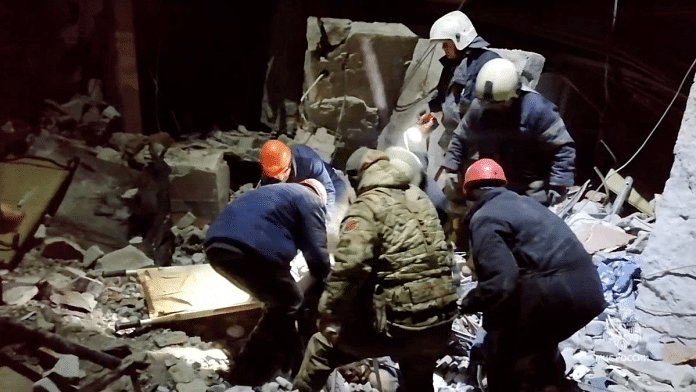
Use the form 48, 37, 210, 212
293, 321, 452, 392
206, 244, 304, 383
483, 328, 580, 392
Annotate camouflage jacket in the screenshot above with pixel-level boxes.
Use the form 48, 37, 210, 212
319, 150, 456, 331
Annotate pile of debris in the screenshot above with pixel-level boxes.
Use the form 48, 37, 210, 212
2, 125, 695, 392
41, 79, 122, 147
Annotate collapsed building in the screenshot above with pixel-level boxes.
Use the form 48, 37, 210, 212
1, 1, 695, 392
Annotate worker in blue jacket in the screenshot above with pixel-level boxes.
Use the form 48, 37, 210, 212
459, 159, 606, 392
259, 140, 349, 222
418, 11, 501, 151
205, 179, 330, 386
437, 58, 576, 207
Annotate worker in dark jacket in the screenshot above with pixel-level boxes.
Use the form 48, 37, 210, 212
438, 58, 576, 207
260, 140, 349, 222
205, 179, 330, 386
415, 10, 501, 151
459, 158, 606, 392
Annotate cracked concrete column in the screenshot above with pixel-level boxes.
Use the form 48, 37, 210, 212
635, 73, 696, 341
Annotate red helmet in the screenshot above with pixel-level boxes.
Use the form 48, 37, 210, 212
462, 158, 507, 195
260, 140, 292, 180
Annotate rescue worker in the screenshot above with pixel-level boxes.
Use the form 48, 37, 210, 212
259, 140, 350, 222
0, 203, 24, 234
292, 148, 458, 392
459, 158, 606, 392
204, 179, 330, 386
437, 58, 576, 207
415, 10, 501, 151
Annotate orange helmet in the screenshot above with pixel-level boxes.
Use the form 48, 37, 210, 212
260, 140, 292, 180
462, 158, 507, 195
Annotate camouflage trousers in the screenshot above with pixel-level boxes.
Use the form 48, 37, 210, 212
292, 323, 452, 392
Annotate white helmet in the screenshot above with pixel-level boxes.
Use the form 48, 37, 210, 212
300, 179, 327, 206
429, 11, 478, 50
385, 146, 423, 186
474, 58, 521, 103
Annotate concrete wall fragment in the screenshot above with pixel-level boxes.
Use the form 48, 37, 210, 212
164, 144, 230, 221
303, 17, 419, 168
635, 73, 696, 341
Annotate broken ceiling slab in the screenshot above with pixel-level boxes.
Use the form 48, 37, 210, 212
164, 143, 230, 221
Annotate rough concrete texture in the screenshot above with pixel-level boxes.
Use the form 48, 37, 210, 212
489, 48, 545, 90
635, 74, 696, 341
164, 144, 231, 221
304, 17, 419, 165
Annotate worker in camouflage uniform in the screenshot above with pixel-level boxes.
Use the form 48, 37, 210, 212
292, 148, 458, 392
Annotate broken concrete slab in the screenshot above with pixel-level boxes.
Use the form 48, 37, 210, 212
50, 291, 97, 312
164, 144, 230, 221
3, 285, 38, 306
47, 354, 80, 384
82, 245, 104, 268
95, 245, 155, 272
303, 17, 420, 167
175, 212, 197, 229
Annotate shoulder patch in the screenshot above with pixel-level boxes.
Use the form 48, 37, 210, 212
342, 219, 359, 233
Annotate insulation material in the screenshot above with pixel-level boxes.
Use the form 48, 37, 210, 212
135, 264, 261, 322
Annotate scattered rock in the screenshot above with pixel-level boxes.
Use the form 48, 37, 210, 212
175, 378, 207, 392
3, 285, 39, 306
41, 238, 85, 261
169, 361, 196, 384
155, 330, 189, 348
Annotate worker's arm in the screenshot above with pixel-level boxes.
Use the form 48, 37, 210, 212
318, 201, 376, 320
298, 201, 331, 281
459, 215, 520, 315
528, 94, 576, 188
440, 117, 470, 177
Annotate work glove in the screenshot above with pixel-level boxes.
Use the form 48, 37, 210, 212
416, 113, 439, 135
547, 185, 568, 206
441, 172, 461, 201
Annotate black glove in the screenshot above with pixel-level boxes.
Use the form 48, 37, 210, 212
547, 185, 568, 206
